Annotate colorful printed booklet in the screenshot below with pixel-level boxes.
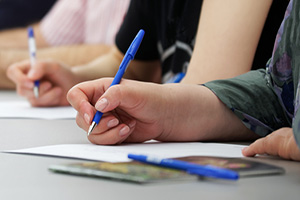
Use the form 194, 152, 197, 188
49, 156, 285, 183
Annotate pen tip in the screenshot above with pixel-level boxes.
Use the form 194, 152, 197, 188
87, 121, 97, 136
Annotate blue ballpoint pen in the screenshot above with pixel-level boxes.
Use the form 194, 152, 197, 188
128, 154, 239, 180
87, 29, 145, 135
172, 72, 185, 83
27, 27, 40, 98
165, 72, 185, 83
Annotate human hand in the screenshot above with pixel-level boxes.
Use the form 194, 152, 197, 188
67, 78, 174, 145
6, 59, 79, 107
242, 128, 300, 161
68, 78, 246, 145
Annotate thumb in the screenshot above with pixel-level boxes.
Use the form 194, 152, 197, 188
27, 68, 40, 80
94, 80, 146, 113
27, 62, 43, 80
95, 85, 122, 113
27, 61, 57, 81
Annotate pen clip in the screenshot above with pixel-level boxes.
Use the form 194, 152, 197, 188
119, 29, 145, 73
125, 29, 145, 59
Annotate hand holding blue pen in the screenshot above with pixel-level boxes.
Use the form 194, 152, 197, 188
27, 27, 40, 98
87, 29, 145, 135
128, 154, 239, 180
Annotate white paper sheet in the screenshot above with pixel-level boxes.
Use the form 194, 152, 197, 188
0, 100, 76, 119
3, 142, 247, 162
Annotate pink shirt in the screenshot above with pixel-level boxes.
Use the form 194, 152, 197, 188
40, 0, 130, 46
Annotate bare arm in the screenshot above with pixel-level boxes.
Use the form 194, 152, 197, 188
182, 0, 272, 84
0, 23, 48, 49
0, 44, 112, 89
72, 46, 161, 84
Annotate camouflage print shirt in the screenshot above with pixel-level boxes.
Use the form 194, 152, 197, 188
267, 0, 300, 145
266, 0, 300, 144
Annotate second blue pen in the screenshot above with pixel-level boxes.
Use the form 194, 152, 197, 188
27, 27, 40, 98
87, 29, 145, 136
128, 154, 239, 180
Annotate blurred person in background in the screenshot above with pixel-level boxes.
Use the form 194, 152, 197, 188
0, 0, 130, 89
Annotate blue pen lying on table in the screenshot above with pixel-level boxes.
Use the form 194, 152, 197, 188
87, 29, 145, 136
27, 27, 40, 98
128, 154, 239, 181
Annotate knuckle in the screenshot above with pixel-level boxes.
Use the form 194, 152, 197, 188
78, 100, 86, 113
6, 65, 14, 77
67, 88, 76, 102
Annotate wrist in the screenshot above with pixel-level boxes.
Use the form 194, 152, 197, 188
71, 65, 90, 83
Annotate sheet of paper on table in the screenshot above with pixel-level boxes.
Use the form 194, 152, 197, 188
3, 142, 247, 163
0, 100, 76, 119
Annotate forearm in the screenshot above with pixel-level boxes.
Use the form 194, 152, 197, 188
71, 46, 123, 82
0, 44, 112, 89
0, 23, 48, 49
72, 46, 162, 83
182, 0, 272, 84
38, 44, 112, 66
0, 44, 112, 69
0, 27, 28, 49
158, 84, 257, 142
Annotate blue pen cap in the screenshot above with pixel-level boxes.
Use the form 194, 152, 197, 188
187, 167, 239, 181
126, 29, 145, 59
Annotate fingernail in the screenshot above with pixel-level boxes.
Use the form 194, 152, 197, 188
242, 147, 248, 153
27, 70, 35, 78
119, 126, 130, 137
107, 118, 119, 128
128, 120, 136, 128
95, 98, 108, 111
84, 113, 90, 124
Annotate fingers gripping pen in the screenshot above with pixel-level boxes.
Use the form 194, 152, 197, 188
87, 29, 145, 135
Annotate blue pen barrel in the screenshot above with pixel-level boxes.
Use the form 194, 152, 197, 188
128, 154, 239, 181
92, 111, 103, 124
34, 80, 40, 87
188, 166, 239, 180
93, 56, 132, 125
110, 56, 132, 86
129, 154, 202, 170
157, 158, 199, 170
